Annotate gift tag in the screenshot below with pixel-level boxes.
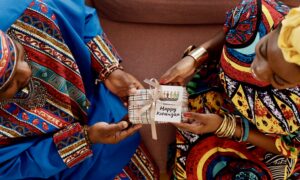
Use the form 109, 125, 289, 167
154, 85, 184, 123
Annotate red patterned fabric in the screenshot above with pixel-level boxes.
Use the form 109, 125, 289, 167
53, 123, 92, 167
115, 143, 160, 180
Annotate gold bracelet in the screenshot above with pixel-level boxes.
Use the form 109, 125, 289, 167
215, 114, 237, 138
228, 114, 237, 138
215, 115, 227, 136
182, 45, 209, 67
188, 47, 208, 66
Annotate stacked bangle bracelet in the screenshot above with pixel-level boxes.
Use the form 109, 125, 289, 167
215, 113, 250, 142
215, 114, 236, 138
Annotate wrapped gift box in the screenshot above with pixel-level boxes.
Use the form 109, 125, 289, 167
128, 82, 188, 124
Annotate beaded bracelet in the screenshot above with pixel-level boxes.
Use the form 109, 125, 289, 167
96, 64, 124, 84
83, 125, 93, 147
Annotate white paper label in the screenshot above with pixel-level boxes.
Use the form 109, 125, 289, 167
154, 85, 183, 123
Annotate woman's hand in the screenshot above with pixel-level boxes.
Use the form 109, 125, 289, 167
172, 112, 222, 134
104, 69, 143, 103
159, 56, 197, 85
88, 121, 142, 144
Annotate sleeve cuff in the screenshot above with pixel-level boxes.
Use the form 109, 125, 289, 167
87, 33, 123, 82
53, 123, 93, 167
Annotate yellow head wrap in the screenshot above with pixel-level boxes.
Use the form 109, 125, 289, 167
278, 7, 300, 66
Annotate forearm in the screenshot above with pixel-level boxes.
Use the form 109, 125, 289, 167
183, 30, 225, 70
234, 124, 280, 154
200, 30, 226, 59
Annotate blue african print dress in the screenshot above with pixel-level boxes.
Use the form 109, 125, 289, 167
171, 0, 300, 179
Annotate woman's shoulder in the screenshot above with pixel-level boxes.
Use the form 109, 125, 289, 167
224, 0, 289, 47
224, 0, 260, 47
0, 0, 32, 31
37, 0, 96, 35
227, 0, 289, 26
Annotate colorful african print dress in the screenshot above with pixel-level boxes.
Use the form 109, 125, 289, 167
171, 0, 300, 179
0, 0, 158, 179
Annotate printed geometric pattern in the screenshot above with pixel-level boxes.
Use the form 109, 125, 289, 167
53, 123, 92, 167
87, 34, 121, 81
263, 153, 296, 180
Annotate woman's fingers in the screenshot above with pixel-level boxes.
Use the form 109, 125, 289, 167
183, 112, 205, 121
126, 73, 144, 90
104, 121, 129, 135
116, 124, 142, 141
159, 68, 178, 84
172, 122, 204, 134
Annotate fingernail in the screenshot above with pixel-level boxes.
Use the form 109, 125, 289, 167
135, 124, 142, 128
182, 119, 189, 123
183, 113, 191, 117
129, 88, 137, 94
122, 121, 128, 129
159, 79, 166, 84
